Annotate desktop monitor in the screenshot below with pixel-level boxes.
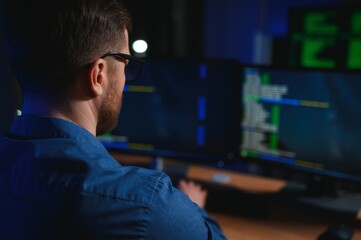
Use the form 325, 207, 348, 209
100, 58, 240, 162
240, 66, 361, 185
288, 7, 361, 70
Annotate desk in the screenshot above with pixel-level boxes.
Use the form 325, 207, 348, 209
111, 153, 361, 239
188, 164, 286, 193
189, 164, 361, 239
211, 211, 361, 240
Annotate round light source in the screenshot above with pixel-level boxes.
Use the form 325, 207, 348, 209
132, 40, 148, 54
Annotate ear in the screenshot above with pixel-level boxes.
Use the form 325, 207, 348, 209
87, 59, 108, 97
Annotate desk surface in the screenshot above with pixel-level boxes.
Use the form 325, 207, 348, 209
211, 211, 361, 240
111, 153, 361, 239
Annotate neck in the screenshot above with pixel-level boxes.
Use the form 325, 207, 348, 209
21, 95, 98, 136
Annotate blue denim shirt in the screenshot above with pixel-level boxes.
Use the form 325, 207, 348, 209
0, 116, 226, 240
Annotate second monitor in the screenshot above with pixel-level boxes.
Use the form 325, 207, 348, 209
100, 58, 240, 162
240, 66, 361, 184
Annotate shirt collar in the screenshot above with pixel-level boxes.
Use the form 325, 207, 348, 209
6, 115, 121, 169
8, 115, 100, 146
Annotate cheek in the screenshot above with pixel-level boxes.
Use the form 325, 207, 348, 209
118, 77, 125, 94
110, 73, 124, 96
118, 68, 126, 92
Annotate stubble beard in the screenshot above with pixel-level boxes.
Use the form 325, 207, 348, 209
96, 84, 122, 136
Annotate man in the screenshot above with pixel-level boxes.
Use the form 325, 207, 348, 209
0, 0, 225, 239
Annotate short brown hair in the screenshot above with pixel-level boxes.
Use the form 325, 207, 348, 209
2, 0, 132, 98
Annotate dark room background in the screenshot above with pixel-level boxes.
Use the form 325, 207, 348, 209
1, 0, 360, 131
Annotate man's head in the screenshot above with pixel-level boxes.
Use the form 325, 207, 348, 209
2, 0, 131, 99
2, 0, 132, 135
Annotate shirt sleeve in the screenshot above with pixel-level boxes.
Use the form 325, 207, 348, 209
146, 173, 226, 240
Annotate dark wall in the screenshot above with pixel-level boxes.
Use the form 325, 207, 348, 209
203, 0, 342, 64
123, 0, 204, 58
0, 9, 21, 132
123, 0, 347, 64
0, 0, 357, 132
130, 0, 361, 67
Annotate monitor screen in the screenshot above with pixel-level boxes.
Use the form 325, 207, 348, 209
100, 58, 240, 162
288, 7, 361, 70
240, 66, 361, 183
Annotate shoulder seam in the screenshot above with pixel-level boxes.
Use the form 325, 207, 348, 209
144, 171, 166, 239
149, 172, 165, 206
80, 189, 150, 206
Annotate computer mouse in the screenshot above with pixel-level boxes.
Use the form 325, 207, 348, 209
318, 224, 354, 240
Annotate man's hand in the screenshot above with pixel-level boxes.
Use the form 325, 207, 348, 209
178, 179, 208, 208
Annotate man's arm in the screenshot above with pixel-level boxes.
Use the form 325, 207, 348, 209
146, 174, 226, 240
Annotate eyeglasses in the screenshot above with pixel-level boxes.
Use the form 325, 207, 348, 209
100, 51, 145, 81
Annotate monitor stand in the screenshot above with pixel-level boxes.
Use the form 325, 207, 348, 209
277, 177, 361, 219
